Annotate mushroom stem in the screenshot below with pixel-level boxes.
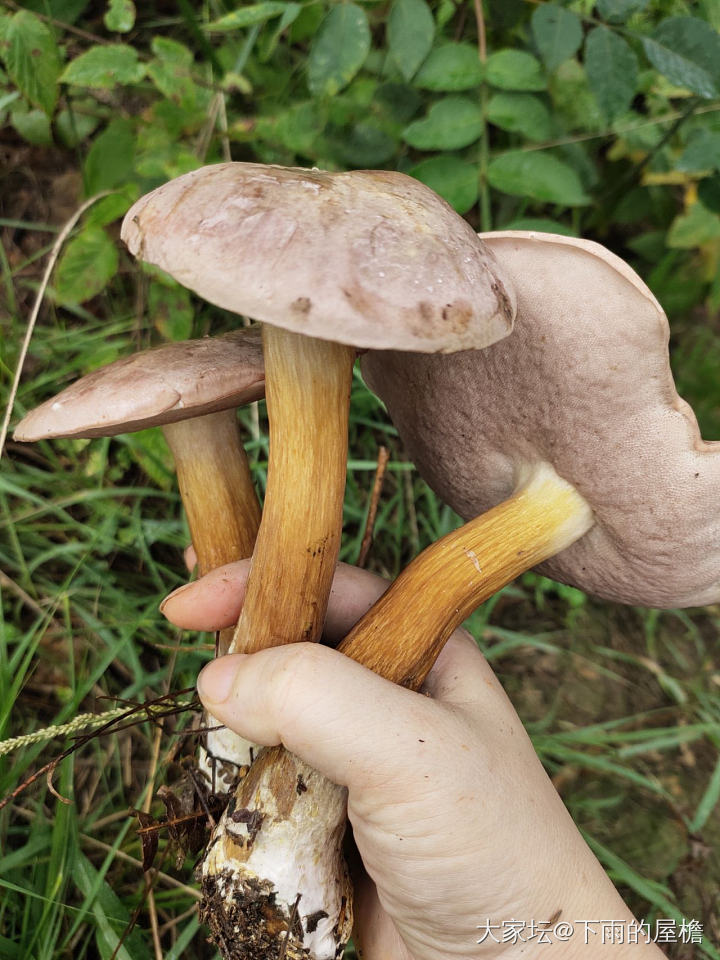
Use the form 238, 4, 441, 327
200, 462, 592, 959
164, 409, 262, 786
230, 326, 355, 655
163, 409, 261, 654
339, 460, 593, 686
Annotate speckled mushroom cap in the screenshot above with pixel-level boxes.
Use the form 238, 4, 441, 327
120, 163, 515, 354
362, 231, 720, 608
15, 327, 264, 440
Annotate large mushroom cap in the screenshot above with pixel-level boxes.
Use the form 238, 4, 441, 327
15, 327, 265, 440
120, 163, 515, 354
362, 231, 720, 608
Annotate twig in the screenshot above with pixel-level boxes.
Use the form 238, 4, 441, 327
0, 569, 45, 618
0, 192, 111, 460
357, 446, 390, 568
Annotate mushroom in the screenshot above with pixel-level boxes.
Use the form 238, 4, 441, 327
362, 231, 720, 609
119, 161, 516, 958
14, 328, 265, 787
200, 232, 719, 959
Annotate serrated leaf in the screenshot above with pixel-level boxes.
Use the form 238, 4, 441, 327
487, 92, 551, 141
677, 129, 720, 172
414, 43, 483, 91
488, 151, 589, 205
61, 44, 146, 88
585, 26, 638, 120
403, 96, 483, 150
55, 226, 118, 304
207, 2, 289, 31
308, 4, 370, 97
147, 36, 199, 111
486, 49, 546, 91
596, 0, 648, 23
84, 117, 135, 193
409, 155, 478, 213
387, 0, 434, 81
531, 4, 582, 72
104, 0, 135, 32
2, 11, 62, 115
642, 17, 720, 100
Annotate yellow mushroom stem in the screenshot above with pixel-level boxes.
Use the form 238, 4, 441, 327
163, 409, 261, 655
164, 409, 262, 792
200, 462, 593, 959
230, 326, 355, 656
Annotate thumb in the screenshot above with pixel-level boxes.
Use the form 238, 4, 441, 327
196, 643, 454, 795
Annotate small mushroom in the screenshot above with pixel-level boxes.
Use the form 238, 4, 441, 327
14, 328, 265, 786
120, 161, 516, 959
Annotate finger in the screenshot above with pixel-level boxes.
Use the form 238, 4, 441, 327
161, 560, 389, 640
196, 643, 455, 794
421, 628, 503, 706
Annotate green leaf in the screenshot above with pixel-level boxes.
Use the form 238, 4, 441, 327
10, 104, 52, 144
531, 4, 582, 72
207, 2, 290, 31
55, 226, 118, 304
487, 151, 589, 205
414, 42, 483, 91
147, 36, 199, 111
667, 202, 720, 248
60, 44, 146, 88
74, 854, 153, 960
55, 102, 99, 146
501, 216, 577, 236
20, 0, 90, 24
85, 184, 139, 228
486, 92, 551, 142
698, 175, 720, 212
486, 49, 546, 91
409, 155, 478, 214
677, 129, 720, 172
307, 4, 370, 97
642, 17, 720, 100
338, 122, 396, 166
103, 0, 135, 32
2, 11, 62, 115
83, 118, 136, 194
403, 96, 483, 150
596, 0, 648, 23
584, 26, 638, 120
387, 0, 434, 81
148, 280, 193, 341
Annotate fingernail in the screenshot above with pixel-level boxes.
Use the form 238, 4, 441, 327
197, 656, 242, 705
159, 581, 194, 614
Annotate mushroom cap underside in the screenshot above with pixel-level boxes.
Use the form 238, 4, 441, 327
362, 231, 720, 608
121, 162, 516, 354
15, 327, 265, 440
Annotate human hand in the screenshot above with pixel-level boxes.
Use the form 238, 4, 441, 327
161, 562, 664, 959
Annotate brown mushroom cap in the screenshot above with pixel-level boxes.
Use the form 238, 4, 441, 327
120, 163, 515, 354
14, 327, 264, 441
362, 231, 720, 608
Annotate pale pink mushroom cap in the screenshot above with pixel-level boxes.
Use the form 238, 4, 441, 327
14, 328, 264, 440
362, 232, 720, 608
120, 163, 515, 354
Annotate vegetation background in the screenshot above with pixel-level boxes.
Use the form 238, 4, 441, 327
1, 0, 719, 957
